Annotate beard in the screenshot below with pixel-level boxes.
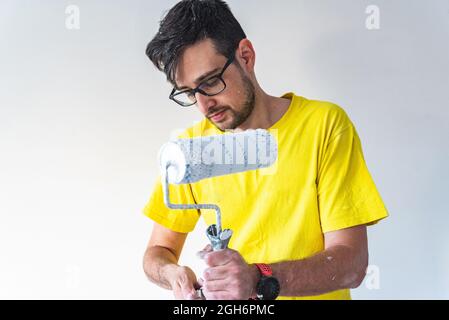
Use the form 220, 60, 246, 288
209, 72, 256, 132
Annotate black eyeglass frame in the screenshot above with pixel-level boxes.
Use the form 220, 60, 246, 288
169, 54, 235, 107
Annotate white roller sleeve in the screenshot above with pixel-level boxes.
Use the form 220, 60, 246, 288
158, 129, 278, 185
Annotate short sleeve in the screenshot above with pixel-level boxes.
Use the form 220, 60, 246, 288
142, 176, 200, 233
317, 116, 388, 234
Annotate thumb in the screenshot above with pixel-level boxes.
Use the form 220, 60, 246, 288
181, 281, 197, 300
196, 244, 213, 259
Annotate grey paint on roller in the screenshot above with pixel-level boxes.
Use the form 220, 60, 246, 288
159, 129, 278, 185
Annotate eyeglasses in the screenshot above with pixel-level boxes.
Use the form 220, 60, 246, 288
169, 55, 235, 107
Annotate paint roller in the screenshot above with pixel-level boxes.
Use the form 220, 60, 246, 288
158, 128, 278, 251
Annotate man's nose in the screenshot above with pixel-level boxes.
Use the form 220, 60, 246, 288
195, 92, 216, 116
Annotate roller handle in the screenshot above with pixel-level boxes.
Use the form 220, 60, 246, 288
195, 224, 233, 299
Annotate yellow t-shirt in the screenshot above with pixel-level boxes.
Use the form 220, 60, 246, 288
143, 93, 389, 300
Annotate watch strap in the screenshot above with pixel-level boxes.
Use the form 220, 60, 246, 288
255, 263, 273, 277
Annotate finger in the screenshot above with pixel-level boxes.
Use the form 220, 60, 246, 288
204, 249, 234, 267
203, 266, 228, 281
186, 290, 204, 300
203, 279, 229, 292
172, 288, 184, 300
185, 289, 200, 300
196, 244, 213, 259
180, 279, 197, 300
202, 289, 230, 300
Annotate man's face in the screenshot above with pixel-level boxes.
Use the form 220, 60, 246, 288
174, 39, 255, 131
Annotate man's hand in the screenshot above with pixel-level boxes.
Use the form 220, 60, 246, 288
170, 265, 204, 300
198, 245, 259, 300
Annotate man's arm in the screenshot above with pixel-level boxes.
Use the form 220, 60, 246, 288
143, 222, 202, 299
270, 225, 368, 297
201, 224, 368, 299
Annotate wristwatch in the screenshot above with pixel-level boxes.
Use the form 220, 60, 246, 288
254, 263, 280, 300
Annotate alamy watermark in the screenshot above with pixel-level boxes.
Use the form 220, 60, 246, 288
364, 264, 381, 290
65, 5, 80, 30
65, 264, 81, 289
166, 124, 278, 174
366, 5, 380, 30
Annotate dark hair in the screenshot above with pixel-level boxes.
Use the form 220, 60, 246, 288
145, 0, 247, 85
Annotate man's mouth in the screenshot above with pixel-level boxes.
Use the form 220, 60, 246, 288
209, 109, 227, 122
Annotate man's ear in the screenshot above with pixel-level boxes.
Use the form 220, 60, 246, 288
236, 38, 256, 73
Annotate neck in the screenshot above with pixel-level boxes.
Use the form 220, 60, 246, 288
236, 87, 291, 131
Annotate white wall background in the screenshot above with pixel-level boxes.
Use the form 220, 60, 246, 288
0, 0, 448, 299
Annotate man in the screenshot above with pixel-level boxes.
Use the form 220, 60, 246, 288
142, 0, 388, 300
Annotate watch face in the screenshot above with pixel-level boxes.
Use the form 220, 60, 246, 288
257, 276, 280, 300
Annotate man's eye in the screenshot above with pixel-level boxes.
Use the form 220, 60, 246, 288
203, 77, 220, 87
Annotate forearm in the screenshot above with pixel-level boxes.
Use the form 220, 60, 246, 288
143, 245, 181, 290
269, 245, 368, 297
